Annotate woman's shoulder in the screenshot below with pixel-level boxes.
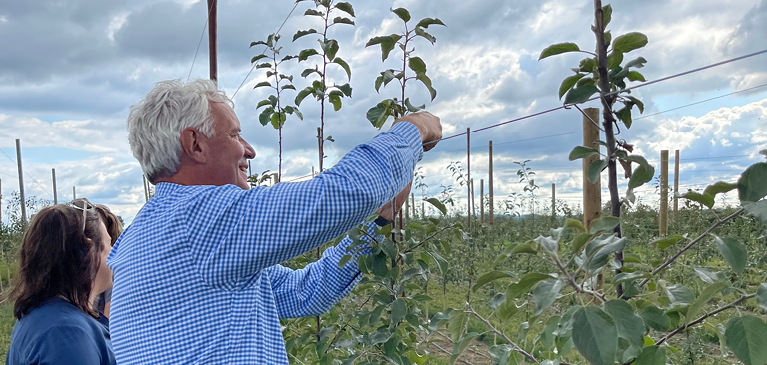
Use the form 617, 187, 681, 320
15, 298, 106, 340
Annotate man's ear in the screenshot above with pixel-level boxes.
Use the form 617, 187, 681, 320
179, 128, 207, 164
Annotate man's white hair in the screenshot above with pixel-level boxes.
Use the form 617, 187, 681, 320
127, 79, 233, 183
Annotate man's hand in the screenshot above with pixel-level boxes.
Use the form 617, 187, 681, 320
395, 112, 442, 152
376, 181, 413, 222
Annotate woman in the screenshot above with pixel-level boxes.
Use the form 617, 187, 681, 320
6, 199, 116, 365
94, 204, 123, 317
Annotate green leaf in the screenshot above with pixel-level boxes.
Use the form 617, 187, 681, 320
589, 216, 621, 234
304, 9, 323, 17
391, 7, 411, 22
627, 71, 646, 82
625, 57, 648, 69
281, 84, 296, 91
488, 293, 506, 309
615, 106, 632, 129
568, 146, 600, 161
757, 284, 767, 311
473, 271, 518, 292
408, 57, 427, 75
416, 17, 446, 28
333, 57, 352, 80
334, 2, 355, 17
559, 74, 586, 99
256, 99, 272, 109
391, 298, 407, 324
725, 316, 767, 365
693, 267, 728, 285
604, 300, 645, 347
250, 54, 268, 63
602, 4, 613, 27
744, 200, 767, 225
298, 48, 319, 62
588, 158, 608, 184
414, 27, 436, 44
628, 161, 655, 190
627, 96, 645, 113
714, 236, 747, 273
635, 346, 666, 365
366, 34, 401, 61
613, 32, 649, 53
738, 162, 767, 202
572, 306, 619, 365
258, 109, 271, 126
571, 233, 598, 255
565, 218, 586, 232
579, 58, 597, 72
448, 310, 466, 341
328, 94, 342, 111
607, 51, 623, 69
367, 101, 391, 129
564, 85, 599, 105
292, 29, 318, 42
666, 284, 695, 311
584, 234, 627, 273
335, 83, 352, 97
506, 273, 554, 299
614, 272, 651, 285
333, 17, 355, 26
539, 42, 581, 60
488, 345, 512, 365
687, 282, 728, 321
338, 254, 352, 268
681, 191, 715, 209
295, 87, 313, 106
535, 235, 559, 254
532, 279, 565, 316
405, 98, 425, 113
426, 197, 446, 215
639, 306, 672, 332
322, 39, 339, 61
449, 333, 480, 365
429, 309, 453, 332
416, 73, 437, 101
380, 239, 397, 260
249, 40, 268, 48
428, 250, 449, 275
506, 241, 539, 256
704, 181, 738, 197
254, 81, 271, 89
651, 234, 684, 249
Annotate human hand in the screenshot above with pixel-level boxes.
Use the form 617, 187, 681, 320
395, 112, 442, 152
376, 181, 413, 222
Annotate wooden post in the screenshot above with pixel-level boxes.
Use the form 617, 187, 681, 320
582, 108, 601, 227
470, 179, 476, 220
404, 195, 409, 221
660, 150, 669, 237
52, 169, 58, 205
248, 161, 252, 177
207, 0, 218, 81
480, 179, 484, 223
551, 183, 556, 221
0, 179, 2, 225
317, 127, 323, 172
411, 193, 415, 218
421, 201, 424, 218
488, 140, 494, 225
15, 139, 27, 224
673, 150, 680, 218
73, 186, 76, 200
142, 175, 149, 202
466, 128, 471, 228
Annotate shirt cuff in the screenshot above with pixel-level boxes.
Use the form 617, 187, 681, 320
389, 122, 424, 162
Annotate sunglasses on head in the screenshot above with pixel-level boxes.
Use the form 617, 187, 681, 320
67, 198, 95, 233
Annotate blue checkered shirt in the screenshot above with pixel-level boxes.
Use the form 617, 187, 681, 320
107, 122, 422, 364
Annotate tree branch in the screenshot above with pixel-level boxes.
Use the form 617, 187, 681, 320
638, 208, 744, 288
656, 293, 755, 347
465, 303, 538, 363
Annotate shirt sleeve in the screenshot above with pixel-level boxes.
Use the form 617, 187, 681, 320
269, 221, 380, 318
31, 326, 103, 365
185, 122, 422, 290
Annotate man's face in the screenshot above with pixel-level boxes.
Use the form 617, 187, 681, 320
205, 102, 256, 189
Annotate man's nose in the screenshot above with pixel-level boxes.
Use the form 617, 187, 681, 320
241, 138, 256, 159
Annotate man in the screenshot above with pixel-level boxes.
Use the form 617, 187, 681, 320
107, 79, 442, 364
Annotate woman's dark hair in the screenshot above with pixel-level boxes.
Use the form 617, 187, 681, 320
95, 205, 123, 246
10, 204, 103, 319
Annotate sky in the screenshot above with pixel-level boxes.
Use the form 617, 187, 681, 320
1, 0, 766, 224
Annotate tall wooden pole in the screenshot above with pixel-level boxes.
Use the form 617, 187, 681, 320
660, 150, 669, 237
404, 195, 410, 221
470, 179, 475, 220
52, 169, 58, 205
582, 108, 602, 228
0, 179, 3, 225
143, 175, 149, 202
317, 127, 323, 172
466, 128, 471, 229
15, 139, 27, 224
480, 179, 484, 223
673, 150, 680, 218
207, 0, 218, 81
411, 193, 415, 218
551, 183, 556, 221
488, 141, 494, 225
73, 186, 76, 200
